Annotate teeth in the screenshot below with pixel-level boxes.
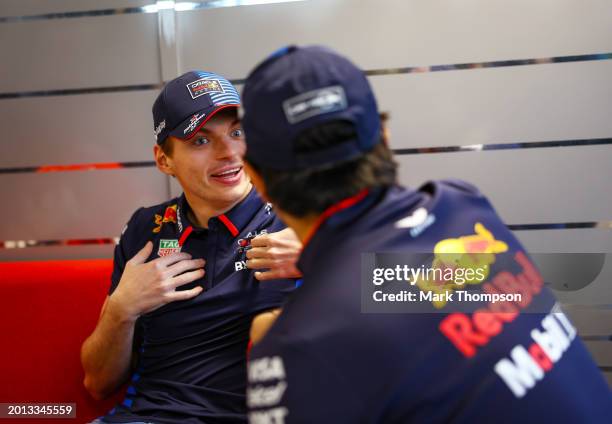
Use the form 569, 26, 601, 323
213, 167, 240, 177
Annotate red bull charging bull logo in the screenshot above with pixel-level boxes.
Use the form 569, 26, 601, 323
416, 222, 509, 308
153, 204, 178, 233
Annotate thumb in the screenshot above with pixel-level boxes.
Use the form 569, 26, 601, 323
131, 241, 153, 264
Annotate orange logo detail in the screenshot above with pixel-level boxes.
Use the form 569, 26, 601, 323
153, 204, 178, 233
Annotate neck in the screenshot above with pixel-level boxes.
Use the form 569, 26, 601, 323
184, 183, 252, 228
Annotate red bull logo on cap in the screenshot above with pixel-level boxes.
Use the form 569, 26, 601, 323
187, 78, 224, 99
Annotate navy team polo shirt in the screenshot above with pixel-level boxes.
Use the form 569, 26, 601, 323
248, 180, 612, 424
103, 187, 295, 424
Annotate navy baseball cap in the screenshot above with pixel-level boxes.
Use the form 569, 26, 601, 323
152, 71, 241, 145
242, 45, 381, 170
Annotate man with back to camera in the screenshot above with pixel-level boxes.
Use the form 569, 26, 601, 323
81, 70, 301, 424
240, 46, 612, 423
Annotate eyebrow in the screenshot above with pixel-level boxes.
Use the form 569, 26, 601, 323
196, 119, 241, 135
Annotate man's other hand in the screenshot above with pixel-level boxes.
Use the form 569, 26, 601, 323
246, 228, 302, 281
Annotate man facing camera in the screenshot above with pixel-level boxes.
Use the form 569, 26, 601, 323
81, 71, 300, 424
241, 46, 612, 423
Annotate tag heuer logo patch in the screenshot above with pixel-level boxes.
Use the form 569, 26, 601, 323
158, 239, 181, 257
187, 78, 224, 99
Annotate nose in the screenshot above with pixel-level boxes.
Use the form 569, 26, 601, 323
214, 135, 245, 160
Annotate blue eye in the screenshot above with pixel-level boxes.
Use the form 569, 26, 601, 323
231, 128, 244, 138
193, 136, 210, 146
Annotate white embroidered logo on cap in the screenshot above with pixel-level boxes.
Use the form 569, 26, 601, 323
283, 86, 347, 124
153, 120, 166, 140
183, 113, 206, 134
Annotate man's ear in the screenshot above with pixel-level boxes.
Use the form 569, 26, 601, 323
244, 161, 270, 203
154, 143, 174, 177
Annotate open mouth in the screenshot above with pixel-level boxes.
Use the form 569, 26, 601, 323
210, 166, 243, 185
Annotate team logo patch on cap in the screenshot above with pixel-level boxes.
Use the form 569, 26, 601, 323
158, 239, 181, 257
283, 85, 347, 124
187, 78, 225, 99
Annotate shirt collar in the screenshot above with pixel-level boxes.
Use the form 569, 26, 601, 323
176, 187, 263, 245
297, 188, 384, 274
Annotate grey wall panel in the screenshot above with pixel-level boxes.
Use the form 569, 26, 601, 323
515, 229, 612, 253
0, 169, 169, 240
0, 1, 153, 16
0, 91, 159, 167
553, 257, 612, 307
177, 0, 612, 80
564, 307, 612, 337
371, 61, 612, 149
584, 341, 612, 367
0, 14, 160, 92
395, 145, 612, 224
0, 245, 115, 261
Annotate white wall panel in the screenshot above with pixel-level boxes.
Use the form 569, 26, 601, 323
0, 13, 160, 92
370, 61, 612, 149
395, 145, 612, 224
0, 91, 160, 167
0, 1, 153, 16
177, 0, 612, 79
0, 169, 169, 240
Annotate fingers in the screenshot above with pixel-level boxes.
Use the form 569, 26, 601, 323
130, 241, 154, 264
170, 268, 205, 288
157, 251, 193, 267
165, 258, 206, 278
246, 247, 273, 260
246, 258, 276, 269
167, 285, 203, 302
254, 269, 291, 281
250, 234, 272, 247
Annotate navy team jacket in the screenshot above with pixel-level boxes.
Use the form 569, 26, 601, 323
248, 181, 612, 424
102, 188, 295, 424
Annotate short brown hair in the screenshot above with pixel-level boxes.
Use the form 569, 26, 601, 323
159, 138, 174, 157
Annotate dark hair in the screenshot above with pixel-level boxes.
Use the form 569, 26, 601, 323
159, 138, 174, 157
250, 121, 397, 217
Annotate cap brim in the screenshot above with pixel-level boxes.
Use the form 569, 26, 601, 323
170, 104, 240, 140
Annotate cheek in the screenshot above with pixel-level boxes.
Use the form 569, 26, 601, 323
173, 156, 208, 180
236, 140, 247, 157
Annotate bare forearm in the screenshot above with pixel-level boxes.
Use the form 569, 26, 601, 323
250, 308, 282, 345
81, 297, 137, 400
